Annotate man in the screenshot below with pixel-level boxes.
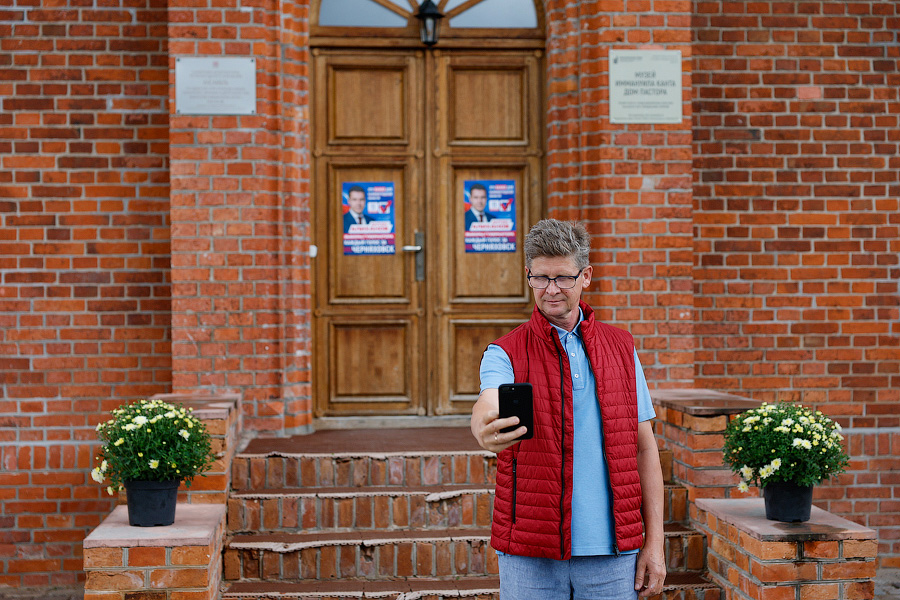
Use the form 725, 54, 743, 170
343, 185, 373, 233
464, 183, 496, 229
471, 219, 665, 600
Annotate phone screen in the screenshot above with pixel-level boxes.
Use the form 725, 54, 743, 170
498, 383, 534, 440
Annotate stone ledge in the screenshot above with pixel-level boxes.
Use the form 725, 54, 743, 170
696, 498, 876, 542
84, 504, 226, 549
651, 388, 760, 416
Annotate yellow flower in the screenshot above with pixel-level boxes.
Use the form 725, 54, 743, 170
149, 459, 159, 469
114, 438, 125, 446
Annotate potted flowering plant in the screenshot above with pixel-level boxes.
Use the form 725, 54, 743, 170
92, 399, 216, 526
722, 402, 849, 522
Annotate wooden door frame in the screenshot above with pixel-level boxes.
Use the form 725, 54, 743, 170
310, 0, 546, 50
309, 5, 547, 427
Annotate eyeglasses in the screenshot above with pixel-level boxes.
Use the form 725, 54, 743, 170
527, 269, 584, 289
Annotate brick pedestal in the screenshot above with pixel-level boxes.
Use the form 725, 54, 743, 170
652, 389, 760, 502
83, 504, 226, 600
149, 393, 242, 503
694, 499, 877, 600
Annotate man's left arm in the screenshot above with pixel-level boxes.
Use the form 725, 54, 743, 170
634, 420, 666, 597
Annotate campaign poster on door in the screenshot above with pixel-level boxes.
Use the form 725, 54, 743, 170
464, 180, 516, 253
342, 182, 396, 255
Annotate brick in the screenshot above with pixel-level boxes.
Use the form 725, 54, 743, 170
751, 559, 818, 583
842, 539, 878, 559
740, 533, 798, 561
171, 545, 212, 566
84, 570, 144, 591
799, 583, 840, 600
127, 546, 166, 567
84, 547, 124, 568
821, 560, 877, 580
149, 567, 209, 589
124, 593, 166, 600
804, 540, 840, 559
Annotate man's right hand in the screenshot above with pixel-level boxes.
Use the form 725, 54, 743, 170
470, 388, 528, 453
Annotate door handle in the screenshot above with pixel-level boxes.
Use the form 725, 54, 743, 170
403, 231, 425, 281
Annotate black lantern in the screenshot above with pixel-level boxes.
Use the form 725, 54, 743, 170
415, 0, 444, 46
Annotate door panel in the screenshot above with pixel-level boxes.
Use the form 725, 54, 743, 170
450, 68, 525, 142
330, 67, 408, 142
448, 163, 531, 302
325, 161, 415, 303
315, 50, 422, 152
328, 319, 419, 414
313, 48, 543, 419
444, 319, 524, 412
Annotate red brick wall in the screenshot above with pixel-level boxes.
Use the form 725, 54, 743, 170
2, 0, 899, 588
0, 0, 171, 587
691, 0, 900, 564
544, 0, 696, 386
167, 0, 312, 434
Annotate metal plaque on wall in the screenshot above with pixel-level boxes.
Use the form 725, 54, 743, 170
175, 57, 257, 115
609, 50, 683, 124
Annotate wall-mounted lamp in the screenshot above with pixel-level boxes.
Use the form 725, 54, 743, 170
415, 0, 444, 46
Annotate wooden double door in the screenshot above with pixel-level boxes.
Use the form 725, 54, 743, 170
312, 47, 544, 419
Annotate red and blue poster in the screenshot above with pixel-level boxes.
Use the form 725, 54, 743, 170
464, 180, 516, 253
342, 182, 396, 255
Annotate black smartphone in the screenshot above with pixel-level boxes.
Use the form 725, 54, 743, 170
498, 383, 534, 440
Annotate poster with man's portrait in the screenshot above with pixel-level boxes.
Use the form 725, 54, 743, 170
342, 182, 396, 255
463, 180, 516, 253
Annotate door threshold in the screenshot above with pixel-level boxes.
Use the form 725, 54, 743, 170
314, 415, 470, 431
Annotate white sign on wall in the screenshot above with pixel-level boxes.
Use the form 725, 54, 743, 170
609, 50, 683, 124
175, 57, 257, 116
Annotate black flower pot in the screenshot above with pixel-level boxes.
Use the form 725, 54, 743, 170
763, 480, 813, 522
124, 480, 180, 526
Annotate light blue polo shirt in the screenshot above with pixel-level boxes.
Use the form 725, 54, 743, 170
480, 310, 655, 556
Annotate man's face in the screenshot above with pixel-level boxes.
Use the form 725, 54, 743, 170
469, 188, 487, 212
528, 255, 592, 331
348, 191, 366, 214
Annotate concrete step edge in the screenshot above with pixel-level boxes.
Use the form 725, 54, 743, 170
231, 484, 494, 500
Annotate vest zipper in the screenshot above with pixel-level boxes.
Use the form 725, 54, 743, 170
511, 457, 517, 524
581, 338, 620, 556
557, 347, 566, 560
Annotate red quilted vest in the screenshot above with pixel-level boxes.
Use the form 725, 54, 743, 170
490, 301, 643, 559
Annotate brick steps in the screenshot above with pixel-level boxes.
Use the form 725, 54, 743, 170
229, 483, 689, 534
225, 528, 494, 580
228, 485, 494, 533
224, 523, 703, 581
224, 429, 722, 600
224, 576, 501, 599
223, 572, 720, 600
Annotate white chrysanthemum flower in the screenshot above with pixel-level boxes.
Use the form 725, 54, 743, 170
91, 467, 104, 484
100, 460, 108, 472
759, 465, 774, 478
124, 423, 136, 431
132, 415, 148, 426
149, 459, 159, 469
792, 438, 812, 450
740, 466, 754, 480
770, 458, 782, 470
107, 486, 116, 496
179, 429, 190, 440
738, 481, 750, 493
